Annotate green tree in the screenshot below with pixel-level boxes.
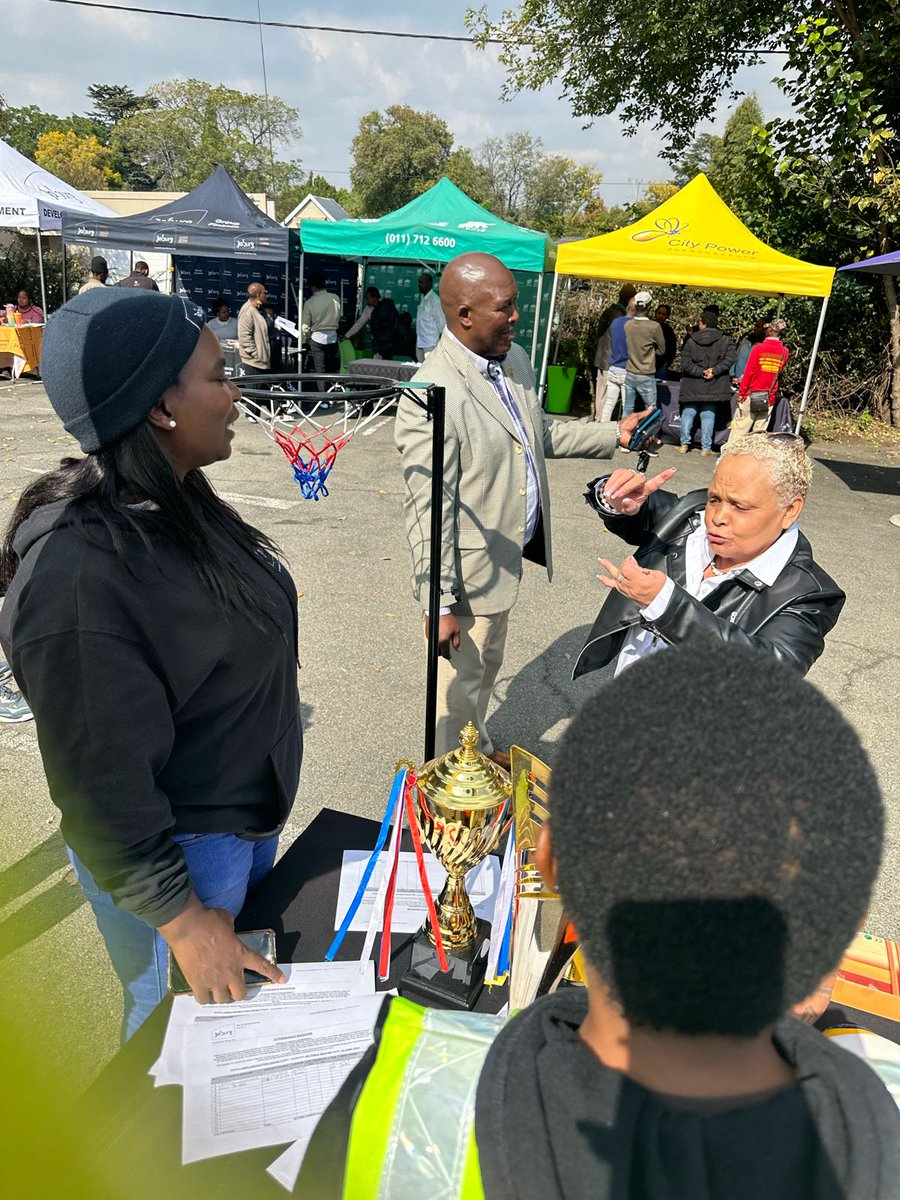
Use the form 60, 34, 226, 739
674, 132, 721, 186
523, 154, 604, 236
35, 130, 122, 189
762, 11, 900, 423
707, 94, 765, 212
86, 83, 153, 129
0, 102, 98, 160
349, 105, 454, 215
476, 131, 541, 221
116, 79, 302, 208
626, 180, 679, 221
468, 2, 783, 157
470, 1, 900, 423
444, 147, 494, 207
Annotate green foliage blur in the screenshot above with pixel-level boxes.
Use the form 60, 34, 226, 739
471, 0, 900, 422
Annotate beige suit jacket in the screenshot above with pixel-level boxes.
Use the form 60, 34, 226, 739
395, 331, 618, 616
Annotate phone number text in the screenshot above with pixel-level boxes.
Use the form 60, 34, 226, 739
385, 233, 456, 249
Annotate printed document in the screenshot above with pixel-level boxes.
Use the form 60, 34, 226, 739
181, 992, 385, 1163
335, 850, 499, 932
151, 960, 375, 1087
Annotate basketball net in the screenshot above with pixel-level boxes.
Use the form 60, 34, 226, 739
236, 382, 399, 500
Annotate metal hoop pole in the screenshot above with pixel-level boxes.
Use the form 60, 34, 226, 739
424, 384, 446, 763
794, 295, 830, 436
36, 230, 48, 317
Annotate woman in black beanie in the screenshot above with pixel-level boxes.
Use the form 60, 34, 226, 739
0, 288, 302, 1039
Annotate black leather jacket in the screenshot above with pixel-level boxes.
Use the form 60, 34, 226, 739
574, 483, 845, 680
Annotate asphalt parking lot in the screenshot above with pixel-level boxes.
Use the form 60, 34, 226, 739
1, 376, 898, 1098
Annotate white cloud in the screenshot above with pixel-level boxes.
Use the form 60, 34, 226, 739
3, 0, 794, 204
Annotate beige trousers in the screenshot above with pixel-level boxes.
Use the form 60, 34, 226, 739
730, 396, 771, 441
433, 611, 510, 758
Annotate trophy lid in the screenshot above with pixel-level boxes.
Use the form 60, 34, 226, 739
418, 722, 511, 812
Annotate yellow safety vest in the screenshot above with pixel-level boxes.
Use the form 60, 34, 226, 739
342, 996, 506, 1200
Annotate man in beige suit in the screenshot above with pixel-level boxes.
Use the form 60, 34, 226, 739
395, 252, 649, 766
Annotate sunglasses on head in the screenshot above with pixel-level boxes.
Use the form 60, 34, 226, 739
752, 431, 803, 448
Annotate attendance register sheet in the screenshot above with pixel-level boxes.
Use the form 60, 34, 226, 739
151, 960, 375, 1087
181, 992, 385, 1163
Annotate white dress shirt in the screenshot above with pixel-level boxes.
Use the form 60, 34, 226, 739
446, 329, 540, 543
614, 517, 800, 676
416, 288, 446, 349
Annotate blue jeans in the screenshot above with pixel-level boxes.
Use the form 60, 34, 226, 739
680, 402, 717, 451
623, 372, 658, 416
68, 832, 278, 1042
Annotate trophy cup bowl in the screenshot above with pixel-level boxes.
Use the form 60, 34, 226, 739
401, 722, 511, 1008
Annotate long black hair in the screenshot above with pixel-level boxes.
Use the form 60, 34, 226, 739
0, 420, 284, 628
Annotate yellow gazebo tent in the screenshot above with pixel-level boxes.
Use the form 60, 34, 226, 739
544, 175, 836, 432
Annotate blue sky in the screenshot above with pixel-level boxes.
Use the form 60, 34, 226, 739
9, 1, 790, 204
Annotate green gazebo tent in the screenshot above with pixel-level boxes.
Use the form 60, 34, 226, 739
297, 178, 556, 366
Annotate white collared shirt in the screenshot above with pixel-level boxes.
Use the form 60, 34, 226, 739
614, 517, 800, 675
416, 288, 446, 348
446, 328, 540, 543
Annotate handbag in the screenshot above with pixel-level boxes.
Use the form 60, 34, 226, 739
748, 346, 789, 415
749, 390, 771, 416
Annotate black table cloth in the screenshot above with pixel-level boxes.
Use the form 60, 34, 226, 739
82, 808, 506, 1196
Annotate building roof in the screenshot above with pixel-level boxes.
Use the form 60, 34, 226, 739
282, 193, 350, 226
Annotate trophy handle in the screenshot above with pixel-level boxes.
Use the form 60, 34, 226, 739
427, 869, 477, 949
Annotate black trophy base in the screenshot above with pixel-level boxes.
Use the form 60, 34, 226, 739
400, 917, 491, 1010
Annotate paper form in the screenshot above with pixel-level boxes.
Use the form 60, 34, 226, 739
267, 1136, 311, 1192
181, 993, 385, 1163
335, 850, 499, 932
151, 960, 375, 1087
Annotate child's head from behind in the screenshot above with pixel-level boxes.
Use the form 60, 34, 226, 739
547, 644, 883, 1037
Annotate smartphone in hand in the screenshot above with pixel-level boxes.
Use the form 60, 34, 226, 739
167, 928, 278, 995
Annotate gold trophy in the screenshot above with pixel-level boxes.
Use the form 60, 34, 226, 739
508, 744, 584, 1011
401, 722, 511, 1009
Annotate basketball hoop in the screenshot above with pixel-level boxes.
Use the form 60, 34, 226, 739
236, 373, 401, 500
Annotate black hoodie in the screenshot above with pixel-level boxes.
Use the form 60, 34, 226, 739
679, 327, 737, 403
475, 991, 900, 1200
0, 500, 302, 927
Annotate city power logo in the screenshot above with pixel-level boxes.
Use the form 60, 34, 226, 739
631, 217, 758, 258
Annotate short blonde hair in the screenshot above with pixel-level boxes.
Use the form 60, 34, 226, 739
718, 434, 812, 505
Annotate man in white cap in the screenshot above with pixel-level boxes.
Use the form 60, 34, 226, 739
623, 290, 665, 425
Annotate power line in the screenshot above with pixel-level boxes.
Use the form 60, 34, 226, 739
255, 0, 276, 196
45, 0, 785, 53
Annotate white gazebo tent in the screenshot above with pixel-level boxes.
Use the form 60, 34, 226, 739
0, 138, 117, 313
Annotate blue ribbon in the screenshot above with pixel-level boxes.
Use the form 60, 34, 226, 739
496, 901, 513, 981
325, 768, 406, 961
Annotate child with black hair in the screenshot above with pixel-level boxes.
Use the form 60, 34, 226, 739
300, 643, 898, 1199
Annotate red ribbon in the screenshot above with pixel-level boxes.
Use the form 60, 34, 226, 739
404, 772, 449, 972
378, 820, 402, 981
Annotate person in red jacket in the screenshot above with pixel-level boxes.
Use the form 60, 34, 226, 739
731, 318, 790, 439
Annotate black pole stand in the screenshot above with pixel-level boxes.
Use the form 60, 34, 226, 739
393, 382, 446, 763
239, 373, 446, 763
422, 385, 445, 763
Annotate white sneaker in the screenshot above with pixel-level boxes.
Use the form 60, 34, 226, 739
0, 682, 33, 723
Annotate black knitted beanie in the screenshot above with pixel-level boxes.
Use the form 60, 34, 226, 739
41, 288, 206, 452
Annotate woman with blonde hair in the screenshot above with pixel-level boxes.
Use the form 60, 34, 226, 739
575, 432, 844, 679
